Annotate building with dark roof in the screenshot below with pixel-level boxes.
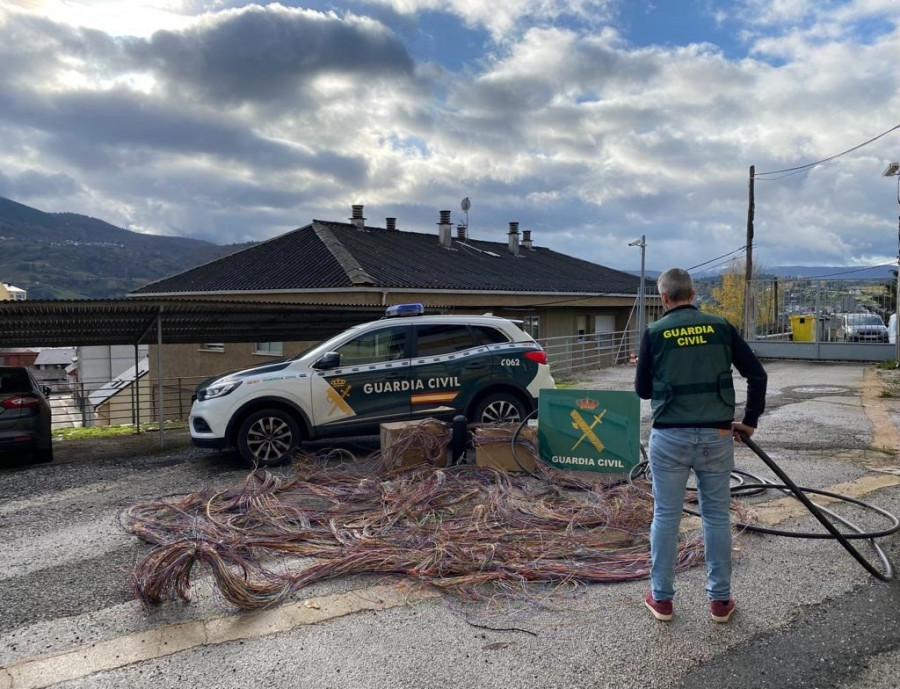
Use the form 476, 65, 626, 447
131, 206, 658, 380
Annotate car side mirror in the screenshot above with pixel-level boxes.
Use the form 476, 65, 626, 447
313, 351, 341, 370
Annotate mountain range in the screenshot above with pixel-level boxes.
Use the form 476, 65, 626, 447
2, 196, 894, 300
630, 265, 897, 281
0, 197, 254, 299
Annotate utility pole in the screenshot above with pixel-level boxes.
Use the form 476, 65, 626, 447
629, 235, 647, 348
744, 165, 755, 339
882, 163, 900, 365
894, 182, 900, 365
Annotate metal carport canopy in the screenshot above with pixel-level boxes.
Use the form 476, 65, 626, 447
0, 299, 389, 348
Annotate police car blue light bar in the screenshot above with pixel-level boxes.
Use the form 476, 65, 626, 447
385, 303, 424, 318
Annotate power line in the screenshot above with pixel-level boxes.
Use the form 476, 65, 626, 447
688, 245, 747, 272
695, 254, 750, 276
756, 122, 900, 177
802, 263, 896, 279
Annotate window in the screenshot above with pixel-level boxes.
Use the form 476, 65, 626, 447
199, 343, 224, 352
595, 314, 616, 350
576, 315, 587, 340
415, 324, 477, 356
521, 316, 540, 341
254, 342, 283, 356
473, 325, 511, 345
336, 326, 407, 365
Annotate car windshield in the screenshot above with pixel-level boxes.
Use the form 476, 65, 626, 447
846, 314, 883, 326
289, 323, 369, 362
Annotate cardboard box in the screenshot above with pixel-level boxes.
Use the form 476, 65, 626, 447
474, 425, 538, 472
380, 418, 449, 468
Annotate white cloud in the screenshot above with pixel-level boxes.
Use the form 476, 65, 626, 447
363, 0, 615, 39
0, 1, 899, 272
11, 0, 193, 35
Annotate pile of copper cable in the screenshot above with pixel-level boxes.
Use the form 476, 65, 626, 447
122, 457, 710, 611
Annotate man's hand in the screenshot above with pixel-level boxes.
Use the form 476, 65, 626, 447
732, 422, 755, 442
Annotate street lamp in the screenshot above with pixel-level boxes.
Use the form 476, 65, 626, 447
882, 162, 900, 365
629, 235, 647, 350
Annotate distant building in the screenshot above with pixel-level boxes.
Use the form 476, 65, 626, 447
0, 347, 40, 367
1, 282, 27, 300
33, 347, 76, 391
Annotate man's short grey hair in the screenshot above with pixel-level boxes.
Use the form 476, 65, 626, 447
657, 268, 694, 302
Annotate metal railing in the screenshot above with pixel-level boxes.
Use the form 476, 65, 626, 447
749, 277, 895, 342
539, 330, 640, 379
737, 277, 897, 362
50, 375, 208, 431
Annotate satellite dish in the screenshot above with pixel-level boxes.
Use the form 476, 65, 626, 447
461, 197, 471, 212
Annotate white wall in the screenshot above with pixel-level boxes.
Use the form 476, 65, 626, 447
76, 345, 149, 394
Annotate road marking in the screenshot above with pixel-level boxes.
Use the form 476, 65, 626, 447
751, 473, 900, 525
733, 367, 900, 527
862, 367, 900, 454
0, 583, 437, 689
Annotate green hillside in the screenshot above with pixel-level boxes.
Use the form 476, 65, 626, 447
0, 197, 254, 299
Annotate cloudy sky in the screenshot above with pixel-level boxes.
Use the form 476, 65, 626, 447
1, 0, 899, 273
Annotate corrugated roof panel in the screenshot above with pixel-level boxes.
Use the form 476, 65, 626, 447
0, 299, 388, 347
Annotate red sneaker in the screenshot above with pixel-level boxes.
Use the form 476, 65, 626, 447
710, 598, 736, 623
644, 591, 673, 621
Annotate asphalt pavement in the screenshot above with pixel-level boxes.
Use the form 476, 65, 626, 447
1, 360, 900, 689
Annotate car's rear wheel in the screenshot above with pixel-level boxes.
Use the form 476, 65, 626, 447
237, 408, 301, 467
34, 446, 53, 464
473, 392, 528, 425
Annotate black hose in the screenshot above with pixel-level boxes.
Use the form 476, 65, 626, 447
630, 434, 899, 582
738, 432, 897, 581
510, 408, 542, 478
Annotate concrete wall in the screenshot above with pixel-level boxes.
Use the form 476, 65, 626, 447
750, 341, 896, 362
149, 341, 317, 382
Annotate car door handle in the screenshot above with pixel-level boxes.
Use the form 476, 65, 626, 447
385, 371, 405, 379
464, 362, 486, 370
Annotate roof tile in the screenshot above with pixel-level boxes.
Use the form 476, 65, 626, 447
132, 221, 647, 296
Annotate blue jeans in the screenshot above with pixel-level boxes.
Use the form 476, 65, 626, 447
648, 427, 735, 602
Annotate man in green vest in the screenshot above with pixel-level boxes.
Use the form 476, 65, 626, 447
635, 267, 767, 623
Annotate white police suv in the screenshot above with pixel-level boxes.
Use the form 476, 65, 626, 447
190, 304, 555, 466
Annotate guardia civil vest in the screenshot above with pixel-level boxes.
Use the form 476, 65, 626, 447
646, 307, 735, 426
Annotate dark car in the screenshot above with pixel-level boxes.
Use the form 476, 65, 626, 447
0, 366, 53, 464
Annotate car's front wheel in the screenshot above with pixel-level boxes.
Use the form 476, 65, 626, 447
237, 408, 301, 467
473, 392, 528, 425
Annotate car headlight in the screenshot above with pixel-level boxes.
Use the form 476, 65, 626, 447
197, 381, 241, 401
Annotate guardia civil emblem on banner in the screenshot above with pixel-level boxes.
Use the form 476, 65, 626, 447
537, 389, 640, 473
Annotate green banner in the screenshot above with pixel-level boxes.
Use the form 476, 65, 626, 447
537, 389, 640, 473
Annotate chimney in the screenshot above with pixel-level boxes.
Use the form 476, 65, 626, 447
438, 210, 452, 248
507, 221, 520, 256
456, 223, 467, 241
522, 229, 532, 250
350, 204, 366, 229
386, 217, 397, 231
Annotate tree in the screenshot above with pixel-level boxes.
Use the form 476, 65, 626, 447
701, 258, 772, 333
